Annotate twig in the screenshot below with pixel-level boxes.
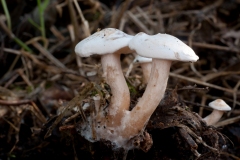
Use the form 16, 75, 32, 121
31, 102, 47, 123
4, 73, 19, 88
127, 10, 151, 34
202, 71, 240, 82
0, 99, 32, 105
68, 0, 86, 77
0, 15, 32, 52
62, 112, 80, 125
231, 81, 240, 111
220, 151, 240, 160
136, 6, 157, 28
186, 41, 239, 53
17, 69, 34, 89
3, 48, 21, 55
2, 117, 19, 132
169, 72, 235, 94
214, 115, 240, 127
72, 0, 90, 37
31, 41, 67, 69
50, 25, 65, 41
21, 50, 60, 74
199, 96, 207, 117
59, 125, 75, 131
109, 0, 132, 28
182, 100, 209, 108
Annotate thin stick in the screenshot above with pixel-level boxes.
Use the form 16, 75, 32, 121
72, 0, 90, 37
3, 48, 21, 55
32, 42, 67, 69
199, 96, 207, 117
186, 41, 239, 53
169, 72, 235, 93
31, 102, 47, 123
127, 11, 151, 34
214, 115, 240, 127
17, 69, 34, 89
109, 0, 132, 28
0, 99, 32, 105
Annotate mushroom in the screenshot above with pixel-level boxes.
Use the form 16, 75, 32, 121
75, 28, 133, 118
203, 99, 231, 126
126, 55, 152, 83
75, 31, 199, 150
127, 32, 199, 134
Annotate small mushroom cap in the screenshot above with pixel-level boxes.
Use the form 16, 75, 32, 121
129, 32, 199, 62
75, 28, 133, 57
208, 99, 231, 111
133, 55, 152, 63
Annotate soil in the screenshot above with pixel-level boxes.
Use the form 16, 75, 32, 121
0, 0, 240, 160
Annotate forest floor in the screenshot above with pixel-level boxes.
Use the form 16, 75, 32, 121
0, 0, 240, 159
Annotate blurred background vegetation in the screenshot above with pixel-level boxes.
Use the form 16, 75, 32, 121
0, 0, 240, 159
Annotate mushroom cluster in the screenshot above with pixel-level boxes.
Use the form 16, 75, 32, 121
75, 28, 199, 150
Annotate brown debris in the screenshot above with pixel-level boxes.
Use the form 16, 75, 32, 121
0, 0, 240, 159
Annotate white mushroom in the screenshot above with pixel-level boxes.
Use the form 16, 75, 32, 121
75, 31, 199, 150
203, 99, 231, 126
128, 32, 199, 134
75, 28, 133, 118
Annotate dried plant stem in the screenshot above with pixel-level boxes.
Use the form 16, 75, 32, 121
169, 72, 235, 94
73, 0, 90, 37
214, 115, 240, 127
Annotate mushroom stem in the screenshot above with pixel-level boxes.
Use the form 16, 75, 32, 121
124, 59, 171, 137
101, 53, 130, 116
140, 63, 152, 83
203, 110, 224, 125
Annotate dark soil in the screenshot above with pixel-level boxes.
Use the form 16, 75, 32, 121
0, 0, 240, 159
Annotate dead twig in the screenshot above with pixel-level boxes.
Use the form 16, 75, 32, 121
127, 10, 151, 34
0, 99, 32, 105
214, 115, 240, 127
169, 72, 235, 94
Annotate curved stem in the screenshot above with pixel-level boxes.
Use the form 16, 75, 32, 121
123, 59, 171, 137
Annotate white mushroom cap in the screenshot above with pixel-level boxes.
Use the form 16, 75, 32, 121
75, 28, 133, 57
129, 32, 199, 62
133, 55, 152, 63
208, 99, 231, 111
